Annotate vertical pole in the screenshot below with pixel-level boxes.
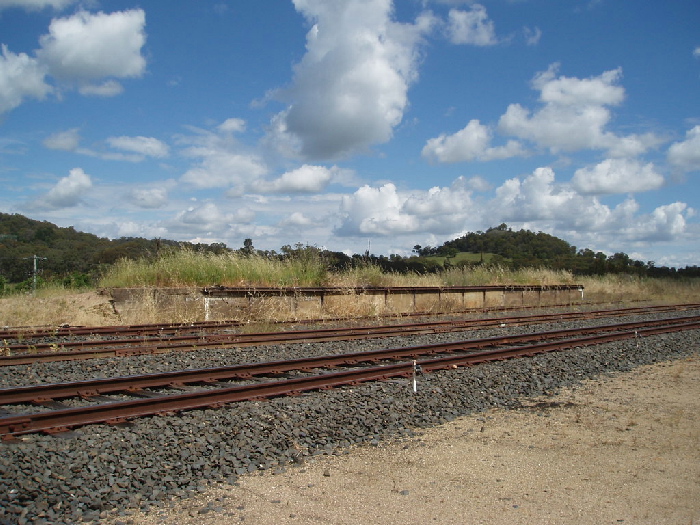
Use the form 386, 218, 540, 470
33, 255, 39, 295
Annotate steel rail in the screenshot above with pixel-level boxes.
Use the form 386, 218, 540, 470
2, 304, 698, 366
3, 303, 697, 342
1, 319, 698, 439
3, 303, 695, 344
0, 319, 247, 340
1, 316, 699, 406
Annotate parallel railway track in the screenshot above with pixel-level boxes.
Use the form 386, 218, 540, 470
2, 303, 698, 366
2, 314, 698, 439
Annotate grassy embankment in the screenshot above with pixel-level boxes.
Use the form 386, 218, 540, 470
1, 249, 698, 327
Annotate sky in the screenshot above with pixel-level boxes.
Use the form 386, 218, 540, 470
0, 0, 698, 268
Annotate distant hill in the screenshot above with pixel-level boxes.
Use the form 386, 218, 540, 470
0, 213, 226, 286
411, 223, 697, 278
0, 213, 697, 286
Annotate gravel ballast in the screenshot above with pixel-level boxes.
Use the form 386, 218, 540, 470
0, 310, 698, 524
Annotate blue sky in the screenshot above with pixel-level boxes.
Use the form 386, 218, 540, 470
0, 0, 698, 267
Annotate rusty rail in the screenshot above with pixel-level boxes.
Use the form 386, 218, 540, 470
2, 304, 698, 366
1, 317, 698, 439
1, 315, 699, 406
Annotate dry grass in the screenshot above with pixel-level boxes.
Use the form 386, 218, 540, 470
0, 287, 118, 328
1, 256, 699, 328
578, 274, 700, 304
98, 250, 330, 288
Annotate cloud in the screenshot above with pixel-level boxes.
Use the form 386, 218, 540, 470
533, 64, 624, 106
128, 187, 168, 209
0, 45, 51, 113
625, 202, 693, 242
523, 26, 542, 46
336, 183, 419, 236
36, 9, 146, 82
0, 0, 77, 11
36, 167, 92, 209
425, 64, 661, 166
179, 120, 268, 191
280, 211, 314, 227
218, 118, 246, 134
495, 167, 590, 223
461, 175, 492, 192
43, 127, 80, 151
446, 5, 498, 46
269, 0, 435, 160
422, 119, 527, 162
572, 158, 664, 195
78, 79, 124, 97
164, 202, 257, 240
335, 179, 474, 237
250, 164, 334, 194
44, 128, 169, 161
667, 125, 700, 172
0, 9, 146, 114
491, 167, 694, 245
106, 136, 169, 159
498, 64, 645, 155
694, 46, 700, 58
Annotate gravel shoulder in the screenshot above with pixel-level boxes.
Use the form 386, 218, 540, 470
123, 354, 700, 525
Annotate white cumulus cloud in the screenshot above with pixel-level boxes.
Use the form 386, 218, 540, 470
335, 179, 475, 237
667, 125, 700, 172
422, 119, 526, 162
128, 187, 168, 209
622, 202, 694, 242
0, 45, 51, 113
269, 0, 435, 160
250, 164, 334, 194
38, 167, 93, 209
446, 5, 498, 46
37, 9, 146, 82
497, 64, 659, 156
0, 8, 146, 114
336, 183, 420, 236
572, 158, 664, 195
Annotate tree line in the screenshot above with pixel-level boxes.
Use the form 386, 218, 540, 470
413, 223, 699, 278
1, 213, 697, 291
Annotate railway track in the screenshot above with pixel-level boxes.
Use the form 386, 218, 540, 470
2, 314, 698, 439
2, 303, 697, 366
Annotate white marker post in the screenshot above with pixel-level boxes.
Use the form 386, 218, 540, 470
413, 360, 417, 393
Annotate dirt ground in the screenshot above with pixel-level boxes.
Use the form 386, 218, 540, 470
116, 354, 700, 525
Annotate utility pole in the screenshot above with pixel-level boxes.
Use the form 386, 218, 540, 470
23, 254, 47, 295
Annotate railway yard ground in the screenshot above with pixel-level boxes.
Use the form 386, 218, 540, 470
0, 297, 698, 524
122, 354, 700, 525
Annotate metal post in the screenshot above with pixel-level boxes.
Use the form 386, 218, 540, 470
24, 255, 47, 295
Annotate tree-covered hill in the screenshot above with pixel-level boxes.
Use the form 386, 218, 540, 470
0, 213, 223, 286
414, 223, 698, 277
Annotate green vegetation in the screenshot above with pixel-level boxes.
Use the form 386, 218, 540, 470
99, 249, 331, 288
415, 223, 699, 278
1, 212, 698, 295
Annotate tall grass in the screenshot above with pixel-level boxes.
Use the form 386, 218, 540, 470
98, 249, 331, 288
2, 248, 698, 327
440, 265, 577, 286
578, 274, 700, 304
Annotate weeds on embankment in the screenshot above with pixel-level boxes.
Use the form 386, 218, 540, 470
1, 249, 698, 327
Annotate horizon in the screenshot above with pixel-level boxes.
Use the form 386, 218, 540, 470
4, 210, 697, 270
0, 1, 698, 267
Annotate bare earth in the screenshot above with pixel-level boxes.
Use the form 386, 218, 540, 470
117, 355, 700, 525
